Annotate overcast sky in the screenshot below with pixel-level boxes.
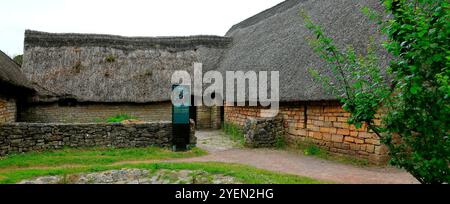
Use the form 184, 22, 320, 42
0, 0, 284, 56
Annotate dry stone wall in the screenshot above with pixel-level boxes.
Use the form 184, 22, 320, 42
243, 117, 284, 148
0, 121, 196, 157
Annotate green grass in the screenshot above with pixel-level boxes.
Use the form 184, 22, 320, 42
0, 144, 330, 184
274, 135, 287, 149
222, 122, 245, 145
293, 141, 370, 166
0, 147, 207, 168
106, 114, 137, 123
0, 162, 328, 184
0, 146, 328, 184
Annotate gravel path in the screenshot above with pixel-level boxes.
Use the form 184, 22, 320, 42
180, 130, 419, 184
195, 130, 242, 152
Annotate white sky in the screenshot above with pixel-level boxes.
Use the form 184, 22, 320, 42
0, 0, 284, 57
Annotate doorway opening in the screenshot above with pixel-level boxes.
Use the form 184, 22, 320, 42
189, 95, 197, 125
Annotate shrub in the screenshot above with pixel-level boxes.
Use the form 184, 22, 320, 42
303, 145, 322, 156
275, 135, 287, 149
13, 54, 23, 66
106, 114, 136, 123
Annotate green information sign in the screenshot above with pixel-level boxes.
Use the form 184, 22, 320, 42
172, 84, 191, 124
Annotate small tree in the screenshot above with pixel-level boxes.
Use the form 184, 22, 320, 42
302, 0, 449, 184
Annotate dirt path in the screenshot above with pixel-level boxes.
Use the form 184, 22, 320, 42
176, 130, 419, 184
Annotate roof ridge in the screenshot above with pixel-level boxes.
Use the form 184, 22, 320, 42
0, 50, 34, 91
25, 30, 229, 40
0, 50, 22, 73
227, 0, 305, 34
25, 30, 232, 50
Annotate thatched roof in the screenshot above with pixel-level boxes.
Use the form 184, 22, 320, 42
23, 31, 231, 103
22, 0, 389, 104
0, 50, 34, 94
218, 0, 389, 102
25, 30, 231, 51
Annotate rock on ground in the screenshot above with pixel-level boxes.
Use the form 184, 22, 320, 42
18, 169, 241, 184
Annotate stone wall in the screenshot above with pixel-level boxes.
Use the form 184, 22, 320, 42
0, 121, 196, 156
224, 105, 261, 126
196, 106, 221, 129
243, 117, 284, 148
20, 102, 171, 123
20, 101, 224, 131
0, 95, 16, 124
224, 102, 388, 164
210, 106, 222, 129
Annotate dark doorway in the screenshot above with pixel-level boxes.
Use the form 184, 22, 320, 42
220, 105, 225, 127
189, 95, 197, 124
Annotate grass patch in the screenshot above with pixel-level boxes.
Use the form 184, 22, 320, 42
106, 114, 137, 123
0, 147, 207, 169
222, 122, 245, 145
275, 135, 287, 149
303, 145, 323, 156
293, 141, 369, 167
0, 162, 329, 184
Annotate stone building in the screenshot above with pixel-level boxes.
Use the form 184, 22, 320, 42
219, 0, 389, 163
21, 31, 230, 128
18, 0, 389, 163
0, 50, 34, 124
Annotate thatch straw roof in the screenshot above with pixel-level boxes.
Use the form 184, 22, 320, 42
22, 0, 389, 104
0, 50, 34, 94
218, 0, 388, 102
25, 30, 231, 51
23, 30, 231, 103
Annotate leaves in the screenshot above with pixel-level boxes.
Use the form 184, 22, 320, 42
302, 0, 450, 184
382, 0, 450, 184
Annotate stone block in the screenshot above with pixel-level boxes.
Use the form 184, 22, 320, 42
365, 138, 381, 145
344, 136, 354, 143
336, 129, 350, 135
366, 144, 375, 153
322, 133, 332, 141
331, 134, 344, 143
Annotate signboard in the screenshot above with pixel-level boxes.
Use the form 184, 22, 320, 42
172, 84, 191, 124
172, 84, 191, 151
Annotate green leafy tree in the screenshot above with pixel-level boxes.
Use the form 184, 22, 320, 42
13, 54, 23, 66
302, 0, 449, 184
